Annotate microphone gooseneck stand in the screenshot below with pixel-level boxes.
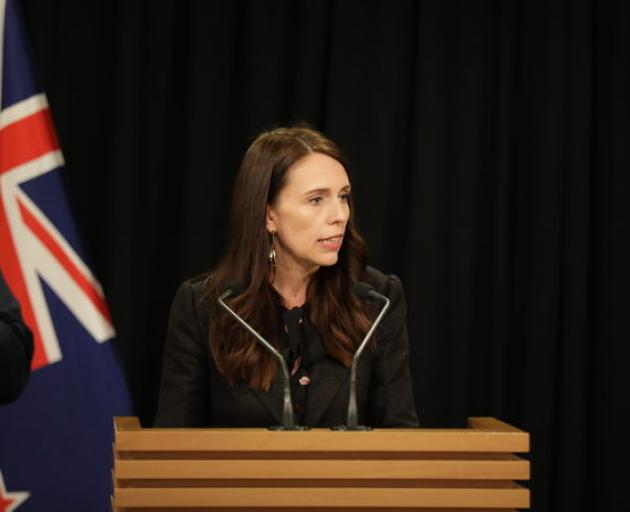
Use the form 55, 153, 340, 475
333, 282, 391, 431
218, 286, 308, 431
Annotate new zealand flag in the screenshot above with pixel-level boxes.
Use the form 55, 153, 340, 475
0, 0, 132, 510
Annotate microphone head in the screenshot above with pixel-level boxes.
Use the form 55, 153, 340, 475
354, 281, 375, 300
223, 280, 246, 299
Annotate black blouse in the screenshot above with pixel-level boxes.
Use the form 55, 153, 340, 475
275, 296, 326, 424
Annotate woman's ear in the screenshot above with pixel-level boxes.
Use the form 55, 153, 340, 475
265, 205, 277, 233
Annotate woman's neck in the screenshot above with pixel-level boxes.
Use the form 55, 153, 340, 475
272, 265, 317, 309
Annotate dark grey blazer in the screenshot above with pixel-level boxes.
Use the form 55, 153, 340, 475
154, 266, 418, 428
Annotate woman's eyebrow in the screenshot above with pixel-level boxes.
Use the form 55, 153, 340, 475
302, 184, 351, 196
302, 187, 330, 196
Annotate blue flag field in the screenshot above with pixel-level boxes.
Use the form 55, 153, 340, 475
0, 0, 132, 510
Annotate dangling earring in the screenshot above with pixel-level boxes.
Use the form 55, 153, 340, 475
268, 231, 277, 267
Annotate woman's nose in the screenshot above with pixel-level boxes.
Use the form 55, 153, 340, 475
328, 198, 349, 224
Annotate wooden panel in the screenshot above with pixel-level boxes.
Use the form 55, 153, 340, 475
113, 417, 524, 433
115, 508, 521, 512
113, 485, 529, 509
116, 451, 524, 461
115, 428, 529, 454
116, 416, 141, 430
115, 457, 529, 480
115, 479, 525, 489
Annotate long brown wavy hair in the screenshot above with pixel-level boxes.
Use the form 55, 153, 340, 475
206, 125, 372, 390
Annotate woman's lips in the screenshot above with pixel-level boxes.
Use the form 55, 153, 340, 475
318, 236, 343, 250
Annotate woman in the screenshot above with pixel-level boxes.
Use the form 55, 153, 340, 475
155, 125, 418, 428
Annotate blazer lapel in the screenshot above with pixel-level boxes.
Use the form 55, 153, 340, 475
250, 372, 285, 427
303, 358, 349, 427
247, 358, 356, 427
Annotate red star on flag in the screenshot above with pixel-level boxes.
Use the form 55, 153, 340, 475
0, 471, 29, 512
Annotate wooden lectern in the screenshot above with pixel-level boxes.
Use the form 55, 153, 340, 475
112, 416, 529, 511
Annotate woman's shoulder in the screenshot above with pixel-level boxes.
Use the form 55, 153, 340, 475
181, 273, 211, 293
168, 274, 214, 335
170, 273, 212, 312
363, 266, 404, 296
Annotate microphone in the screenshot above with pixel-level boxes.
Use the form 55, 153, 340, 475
217, 282, 307, 431
333, 281, 391, 431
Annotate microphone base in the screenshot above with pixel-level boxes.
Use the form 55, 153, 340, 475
268, 425, 310, 431
331, 424, 373, 431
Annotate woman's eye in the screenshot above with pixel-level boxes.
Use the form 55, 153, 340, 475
309, 196, 323, 205
340, 193, 350, 202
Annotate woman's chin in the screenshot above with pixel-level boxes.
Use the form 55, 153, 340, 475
317, 253, 339, 267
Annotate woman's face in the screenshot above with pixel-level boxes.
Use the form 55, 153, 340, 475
266, 152, 351, 276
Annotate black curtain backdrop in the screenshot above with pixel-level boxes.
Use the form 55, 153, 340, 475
18, 1, 629, 510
